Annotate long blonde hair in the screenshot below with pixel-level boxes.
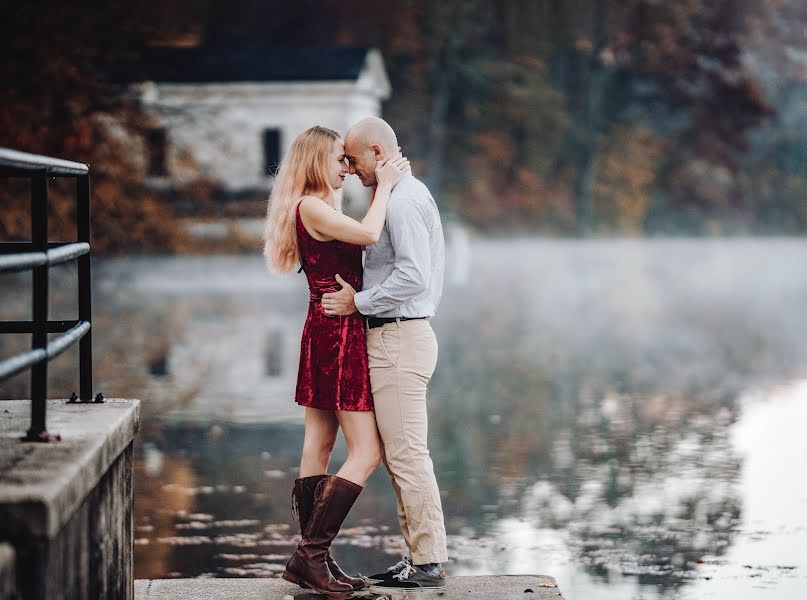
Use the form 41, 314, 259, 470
263, 126, 340, 274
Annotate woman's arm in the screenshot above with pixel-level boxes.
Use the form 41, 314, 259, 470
299, 156, 409, 246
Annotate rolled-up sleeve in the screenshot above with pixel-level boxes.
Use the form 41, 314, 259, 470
354, 197, 431, 316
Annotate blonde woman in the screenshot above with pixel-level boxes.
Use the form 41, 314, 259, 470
264, 125, 408, 596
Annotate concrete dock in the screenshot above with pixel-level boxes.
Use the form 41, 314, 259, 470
1, 399, 141, 599
135, 575, 564, 599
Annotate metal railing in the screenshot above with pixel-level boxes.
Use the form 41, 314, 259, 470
0, 148, 102, 443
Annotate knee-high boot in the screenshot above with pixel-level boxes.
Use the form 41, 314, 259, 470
292, 475, 365, 590
283, 475, 363, 596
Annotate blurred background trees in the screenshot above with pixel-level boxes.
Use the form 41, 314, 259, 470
0, 0, 196, 251
1, 0, 804, 251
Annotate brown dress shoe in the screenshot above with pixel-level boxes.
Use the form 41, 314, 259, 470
283, 475, 363, 596
292, 475, 365, 591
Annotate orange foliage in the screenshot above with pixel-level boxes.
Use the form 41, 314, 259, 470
1, 112, 191, 254
593, 125, 665, 234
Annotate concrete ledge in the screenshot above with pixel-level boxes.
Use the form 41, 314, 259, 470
135, 575, 563, 599
1, 399, 140, 599
0, 399, 140, 538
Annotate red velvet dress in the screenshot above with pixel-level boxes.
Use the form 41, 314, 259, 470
294, 204, 374, 411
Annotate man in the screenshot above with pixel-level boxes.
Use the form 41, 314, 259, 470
321, 116, 447, 591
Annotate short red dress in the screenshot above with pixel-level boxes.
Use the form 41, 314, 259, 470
294, 203, 374, 411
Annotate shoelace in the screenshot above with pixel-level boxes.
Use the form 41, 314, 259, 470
387, 556, 410, 573
393, 564, 416, 581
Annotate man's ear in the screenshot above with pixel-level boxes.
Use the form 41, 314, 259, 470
371, 144, 384, 161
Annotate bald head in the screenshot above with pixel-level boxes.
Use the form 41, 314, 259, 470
345, 117, 399, 156
343, 117, 400, 188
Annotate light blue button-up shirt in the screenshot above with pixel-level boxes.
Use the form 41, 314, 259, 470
354, 173, 445, 318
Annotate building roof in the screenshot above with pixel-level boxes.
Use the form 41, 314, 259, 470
127, 45, 374, 84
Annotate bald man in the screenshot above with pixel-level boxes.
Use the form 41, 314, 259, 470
321, 117, 447, 591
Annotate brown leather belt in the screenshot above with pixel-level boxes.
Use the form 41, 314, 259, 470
366, 316, 428, 329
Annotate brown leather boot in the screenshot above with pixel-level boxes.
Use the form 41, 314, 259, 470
283, 475, 363, 596
293, 475, 365, 590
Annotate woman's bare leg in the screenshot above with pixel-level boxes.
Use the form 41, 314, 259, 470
334, 410, 383, 486
300, 407, 339, 477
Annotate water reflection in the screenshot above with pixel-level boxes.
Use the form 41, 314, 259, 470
2, 239, 807, 598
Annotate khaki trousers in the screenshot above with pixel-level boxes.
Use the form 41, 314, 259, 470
366, 318, 448, 564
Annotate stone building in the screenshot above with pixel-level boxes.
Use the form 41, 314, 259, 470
128, 45, 391, 207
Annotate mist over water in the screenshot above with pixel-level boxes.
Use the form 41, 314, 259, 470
2, 237, 806, 599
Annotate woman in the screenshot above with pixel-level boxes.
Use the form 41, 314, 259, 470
263, 125, 408, 596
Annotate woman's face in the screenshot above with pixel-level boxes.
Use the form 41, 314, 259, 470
328, 138, 348, 190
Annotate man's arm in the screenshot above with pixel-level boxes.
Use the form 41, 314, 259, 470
353, 197, 431, 316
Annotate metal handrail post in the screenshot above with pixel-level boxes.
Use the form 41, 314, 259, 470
26, 173, 49, 441
77, 173, 94, 402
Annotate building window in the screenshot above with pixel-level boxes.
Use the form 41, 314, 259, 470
146, 128, 167, 176
263, 129, 281, 176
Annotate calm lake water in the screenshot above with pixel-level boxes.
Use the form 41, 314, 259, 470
2, 238, 806, 599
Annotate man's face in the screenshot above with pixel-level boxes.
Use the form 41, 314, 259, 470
344, 135, 381, 188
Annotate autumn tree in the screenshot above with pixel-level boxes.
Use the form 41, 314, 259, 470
1, 0, 801, 242
0, 0, 210, 251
